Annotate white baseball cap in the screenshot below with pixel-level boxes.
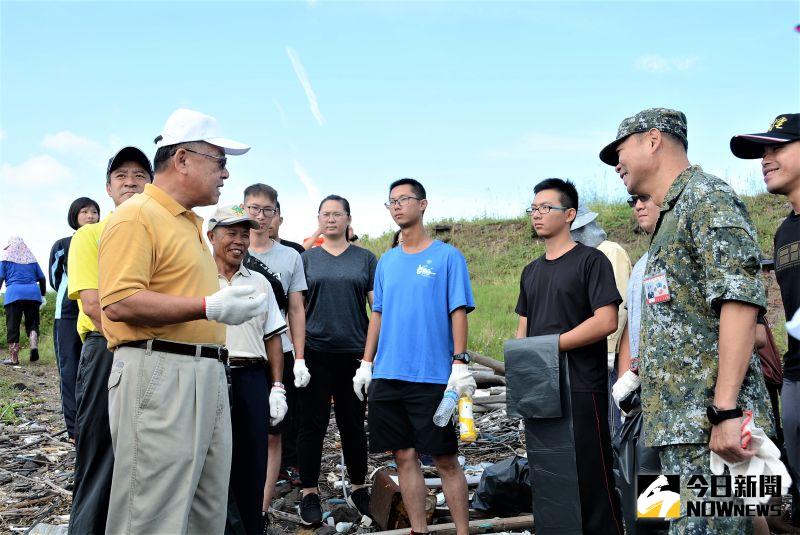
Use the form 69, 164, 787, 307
154, 108, 250, 155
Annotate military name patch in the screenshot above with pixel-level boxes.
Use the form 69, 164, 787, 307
644, 271, 671, 304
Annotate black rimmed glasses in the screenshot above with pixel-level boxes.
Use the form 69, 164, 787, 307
525, 204, 570, 215
626, 194, 651, 207
384, 196, 420, 209
245, 205, 277, 217
183, 147, 227, 170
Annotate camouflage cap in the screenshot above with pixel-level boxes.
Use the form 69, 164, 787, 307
599, 108, 688, 166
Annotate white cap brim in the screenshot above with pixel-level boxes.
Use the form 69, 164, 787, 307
204, 137, 250, 155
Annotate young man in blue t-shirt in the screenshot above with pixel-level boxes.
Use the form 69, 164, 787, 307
353, 178, 476, 535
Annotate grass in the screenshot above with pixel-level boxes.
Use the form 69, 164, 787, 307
361, 192, 793, 361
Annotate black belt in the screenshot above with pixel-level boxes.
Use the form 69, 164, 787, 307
228, 357, 267, 368
119, 340, 228, 365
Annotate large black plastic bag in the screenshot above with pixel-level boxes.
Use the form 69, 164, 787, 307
470, 456, 533, 516
613, 390, 668, 535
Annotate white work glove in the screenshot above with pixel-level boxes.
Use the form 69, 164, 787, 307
612, 369, 641, 409
205, 285, 268, 326
39, 296, 47, 310
269, 386, 288, 426
788, 307, 800, 340
293, 358, 310, 388
446, 363, 476, 398
353, 360, 373, 401
710, 413, 792, 505
607, 352, 616, 370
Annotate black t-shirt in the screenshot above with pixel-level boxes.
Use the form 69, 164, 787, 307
280, 239, 306, 256
302, 245, 378, 354
515, 242, 622, 392
775, 211, 800, 380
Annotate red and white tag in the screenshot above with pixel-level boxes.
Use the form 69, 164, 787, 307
644, 271, 671, 305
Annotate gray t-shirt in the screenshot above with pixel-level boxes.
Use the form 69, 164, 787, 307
250, 241, 307, 352
302, 245, 377, 354
626, 252, 648, 365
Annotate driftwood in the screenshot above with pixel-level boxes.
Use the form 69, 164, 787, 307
370, 514, 534, 535
471, 373, 506, 387
466, 351, 505, 376
472, 394, 506, 406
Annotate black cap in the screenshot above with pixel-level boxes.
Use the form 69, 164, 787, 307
730, 114, 800, 159
107, 146, 153, 178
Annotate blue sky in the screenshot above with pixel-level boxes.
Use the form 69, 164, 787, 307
1, 1, 798, 268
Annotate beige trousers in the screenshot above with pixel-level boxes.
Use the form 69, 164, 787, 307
105, 345, 231, 534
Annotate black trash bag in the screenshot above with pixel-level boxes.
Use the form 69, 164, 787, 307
612, 389, 668, 535
470, 455, 533, 516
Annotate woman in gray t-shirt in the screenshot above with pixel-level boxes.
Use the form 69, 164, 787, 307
296, 195, 377, 524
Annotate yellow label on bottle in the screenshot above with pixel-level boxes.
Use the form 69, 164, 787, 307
458, 396, 477, 442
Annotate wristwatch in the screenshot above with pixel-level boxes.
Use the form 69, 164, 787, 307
452, 352, 471, 364
706, 405, 743, 425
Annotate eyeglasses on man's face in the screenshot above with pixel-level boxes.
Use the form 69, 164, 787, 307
384, 196, 420, 209
245, 205, 277, 217
626, 194, 651, 207
525, 204, 570, 215
183, 147, 227, 170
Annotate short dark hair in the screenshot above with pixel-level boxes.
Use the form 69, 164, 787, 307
389, 177, 426, 200
533, 178, 579, 210
67, 197, 100, 231
153, 142, 188, 174
275, 200, 282, 214
243, 183, 278, 203
318, 194, 351, 215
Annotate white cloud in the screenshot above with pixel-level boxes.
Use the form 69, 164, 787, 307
286, 46, 326, 126
1, 154, 73, 185
481, 131, 611, 160
634, 54, 699, 73
41, 130, 105, 157
292, 160, 321, 201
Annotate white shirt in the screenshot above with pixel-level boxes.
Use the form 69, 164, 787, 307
218, 263, 287, 359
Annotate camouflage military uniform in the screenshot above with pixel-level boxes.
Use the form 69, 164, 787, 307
639, 165, 772, 534
639, 165, 772, 447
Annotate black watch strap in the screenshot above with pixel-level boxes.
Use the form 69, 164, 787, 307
706, 405, 743, 425
452, 351, 470, 364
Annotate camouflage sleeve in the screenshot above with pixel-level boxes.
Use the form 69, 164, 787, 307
691, 189, 766, 314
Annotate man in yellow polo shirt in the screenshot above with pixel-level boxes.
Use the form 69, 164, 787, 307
67, 146, 152, 535
98, 109, 267, 534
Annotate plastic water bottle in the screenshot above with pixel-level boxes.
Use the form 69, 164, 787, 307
458, 395, 478, 442
433, 389, 459, 427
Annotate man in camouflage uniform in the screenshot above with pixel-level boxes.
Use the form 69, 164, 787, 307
600, 108, 773, 534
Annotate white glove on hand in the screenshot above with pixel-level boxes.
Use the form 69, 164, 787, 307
205, 285, 268, 326
710, 415, 792, 505
353, 360, 373, 401
612, 369, 641, 409
788, 307, 800, 340
39, 296, 47, 310
293, 359, 310, 388
446, 363, 476, 398
607, 352, 616, 370
269, 386, 288, 426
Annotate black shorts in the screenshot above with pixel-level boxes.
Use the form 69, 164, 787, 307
367, 379, 457, 456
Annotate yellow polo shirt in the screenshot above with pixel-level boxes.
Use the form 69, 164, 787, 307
98, 183, 225, 349
67, 217, 109, 341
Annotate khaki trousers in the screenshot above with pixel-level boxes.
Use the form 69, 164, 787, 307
106, 345, 231, 534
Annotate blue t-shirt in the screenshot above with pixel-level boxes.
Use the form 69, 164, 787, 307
0, 261, 45, 305
372, 240, 475, 384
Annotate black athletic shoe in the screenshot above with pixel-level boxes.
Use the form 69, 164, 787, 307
298, 492, 323, 526
29, 349, 39, 362
347, 487, 371, 517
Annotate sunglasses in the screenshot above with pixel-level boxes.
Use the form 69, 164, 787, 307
626, 194, 651, 207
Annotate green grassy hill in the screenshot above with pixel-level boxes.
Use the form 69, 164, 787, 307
0, 193, 792, 365
360, 192, 793, 360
